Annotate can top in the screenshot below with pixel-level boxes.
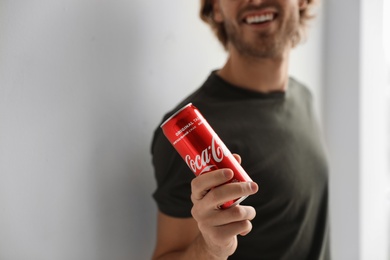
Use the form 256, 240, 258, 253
160, 103, 193, 128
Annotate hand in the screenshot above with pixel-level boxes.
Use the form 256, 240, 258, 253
190, 154, 258, 258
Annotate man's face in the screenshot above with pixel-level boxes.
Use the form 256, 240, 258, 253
213, 0, 305, 58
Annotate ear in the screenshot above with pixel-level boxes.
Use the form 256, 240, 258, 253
212, 0, 223, 23
298, 0, 308, 10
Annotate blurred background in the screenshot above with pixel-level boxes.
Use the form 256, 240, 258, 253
0, 0, 389, 259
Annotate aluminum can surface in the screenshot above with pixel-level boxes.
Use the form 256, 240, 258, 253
160, 103, 253, 209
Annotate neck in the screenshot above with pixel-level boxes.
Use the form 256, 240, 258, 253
217, 47, 290, 93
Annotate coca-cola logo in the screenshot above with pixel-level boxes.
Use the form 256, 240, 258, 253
185, 135, 231, 174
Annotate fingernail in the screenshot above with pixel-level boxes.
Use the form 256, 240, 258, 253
248, 182, 258, 192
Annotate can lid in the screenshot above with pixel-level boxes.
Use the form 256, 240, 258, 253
160, 103, 193, 128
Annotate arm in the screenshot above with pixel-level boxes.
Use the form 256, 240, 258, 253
152, 156, 258, 259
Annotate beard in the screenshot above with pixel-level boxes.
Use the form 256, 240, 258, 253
224, 7, 300, 59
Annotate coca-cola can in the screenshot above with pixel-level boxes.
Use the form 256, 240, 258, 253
160, 103, 253, 209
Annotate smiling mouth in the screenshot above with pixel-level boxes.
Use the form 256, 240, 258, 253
244, 13, 276, 25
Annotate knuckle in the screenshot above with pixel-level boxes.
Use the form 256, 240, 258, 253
191, 177, 200, 190
230, 206, 255, 220
230, 206, 244, 219
234, 182, 252, 197
191, 203, 209, 222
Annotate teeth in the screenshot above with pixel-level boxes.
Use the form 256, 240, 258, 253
245, 13, 274, 24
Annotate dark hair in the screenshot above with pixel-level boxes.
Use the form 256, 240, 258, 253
199, 0, 318, 49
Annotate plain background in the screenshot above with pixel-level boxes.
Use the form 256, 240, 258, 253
0, 0, 389, 259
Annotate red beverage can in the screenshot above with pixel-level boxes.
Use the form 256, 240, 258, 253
160, 103, 253, 209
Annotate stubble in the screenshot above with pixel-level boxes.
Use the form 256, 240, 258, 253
224, 5, 300, 59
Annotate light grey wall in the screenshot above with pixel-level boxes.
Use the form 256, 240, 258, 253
0, 1, 323, 260
0, 1, 226, 259
359, 0, 390, 258
290, 1, 325, 121
323, 0, 361, 259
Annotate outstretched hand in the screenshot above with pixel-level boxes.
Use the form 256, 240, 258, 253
190, 154, 258, 258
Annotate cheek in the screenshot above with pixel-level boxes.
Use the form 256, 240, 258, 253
213, 2, 238, 24
284, 4, 301, 24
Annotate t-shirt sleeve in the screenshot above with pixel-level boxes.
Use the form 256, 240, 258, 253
151, 126, 195, 218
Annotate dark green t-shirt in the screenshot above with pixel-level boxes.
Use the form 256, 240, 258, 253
151, 71, 330, 259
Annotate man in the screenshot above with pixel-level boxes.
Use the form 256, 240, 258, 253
151, 0, 330, 259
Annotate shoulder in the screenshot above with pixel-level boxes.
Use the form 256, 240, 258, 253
288, 77, 314, 101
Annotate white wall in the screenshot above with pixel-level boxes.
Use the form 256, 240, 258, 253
323, 0, 390, 259
0, 1, 323, 259
360, 0, 390, 258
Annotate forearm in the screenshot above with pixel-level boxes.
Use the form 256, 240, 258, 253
153, 234, 227, 260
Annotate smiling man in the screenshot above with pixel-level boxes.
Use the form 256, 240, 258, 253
151, 0, 330, 259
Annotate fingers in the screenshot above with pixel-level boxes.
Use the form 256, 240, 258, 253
197, 205, 256, 227
191, 175, 258, 236
194, 205, 256, 241
191, 167, 258, 209
191, 153, 242, 202
191, 169, 234, 201
188, 158, 258, 257
195, 180, 258, 210
191, 179, 258, 228
204, 219, 253, 243
210, 182, 258, 208
217, 219, 253, 237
